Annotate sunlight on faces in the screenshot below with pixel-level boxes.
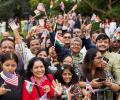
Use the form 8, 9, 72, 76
1, 41, 15, 54
2, 32, 10, 39
48, 46, 57, 58
63, 56, 73, 66
57, 15, 63, 25
91, 33, 99, 44
45, 20, 51, 29
70, 41, 81, 53
37, 51, 47, 59
30, 39, 41, 55
2, 60, 17, 74
111, 40, 120, 48
96, 39, 110, 52
63, 33, 71, 44
73, 29, 83, 38
62, 69, 72, 84
31, 60, 45, 80
93, 51, 103, 68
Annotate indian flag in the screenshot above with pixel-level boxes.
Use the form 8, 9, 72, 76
86, 78, 94, 93
91, 13, 101, 22
60, 1, 65, 11
25, 80, 34, 93
112, 32, 120, 42
54, 33, 64, 47
64, 87, 72, 100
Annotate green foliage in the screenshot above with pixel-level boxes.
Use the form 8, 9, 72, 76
91, 22, 100, 31
111, 3, 120, 18
0, 0, 120, 21
0, 0, 15, 20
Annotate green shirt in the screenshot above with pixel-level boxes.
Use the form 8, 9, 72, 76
104, 51, 120, 84
72, 52, 83, 66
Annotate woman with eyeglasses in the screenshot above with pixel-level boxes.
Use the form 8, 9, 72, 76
79, 48, 120, 100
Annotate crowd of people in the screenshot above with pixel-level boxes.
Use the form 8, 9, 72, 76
0, 9, 120, 100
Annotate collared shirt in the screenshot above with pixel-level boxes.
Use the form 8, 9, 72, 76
15, 42, 35, 70
72, 52, 83, 66
103, 51, 120, 84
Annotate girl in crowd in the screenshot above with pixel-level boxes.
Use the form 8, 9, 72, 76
37, 48, 61, 76
0, 53, 23, 100
62, 55, 82, 81
79, 48, 120, 100
54, 64, 83, 100
22, 57, 55, 100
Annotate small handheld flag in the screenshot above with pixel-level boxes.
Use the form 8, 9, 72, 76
34, 9, 40, 17
112, 32, 120, 42
60, 1, 65, 11
64, 87, 72, 100
86, 78, 94, 93
54, 32, 64, 47
37, 3, 45, 12
25, 80, 34, 93
91, 13, 101, 22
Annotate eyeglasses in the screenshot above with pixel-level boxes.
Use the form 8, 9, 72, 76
94, 56, 103, 60
63, 36, 71, 39
74, 31, 80, 34
71, 43, 80, 47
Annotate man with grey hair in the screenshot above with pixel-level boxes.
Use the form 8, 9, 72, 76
70, 37, 83, 65
54, 36, 84, 80
55, 36, 84, 65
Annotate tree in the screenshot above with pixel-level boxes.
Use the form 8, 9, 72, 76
0, 0, 15, 21
0, 0, 30, 21
79, 0, 120, 19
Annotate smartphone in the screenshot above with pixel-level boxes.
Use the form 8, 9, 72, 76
103, 57, 109, 63
5, 89, 11, 92
96, 78, 106, 82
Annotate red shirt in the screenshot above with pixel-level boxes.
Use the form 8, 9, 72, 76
22, 74, 54, 100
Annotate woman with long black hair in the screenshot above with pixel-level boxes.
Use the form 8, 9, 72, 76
79, 48, 120, 100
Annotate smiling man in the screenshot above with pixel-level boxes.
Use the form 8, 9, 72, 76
96, 33, 120, 85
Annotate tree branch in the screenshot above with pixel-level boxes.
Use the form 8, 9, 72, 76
111, 0, 119, 5
83, 0, 106, 14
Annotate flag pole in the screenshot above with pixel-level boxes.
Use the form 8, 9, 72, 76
45, 10, 48, 20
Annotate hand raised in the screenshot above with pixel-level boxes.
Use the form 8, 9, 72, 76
52, 79, 63, 95
9, 21, 19, 31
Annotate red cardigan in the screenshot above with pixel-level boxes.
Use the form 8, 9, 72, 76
22, 74, 54, 100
